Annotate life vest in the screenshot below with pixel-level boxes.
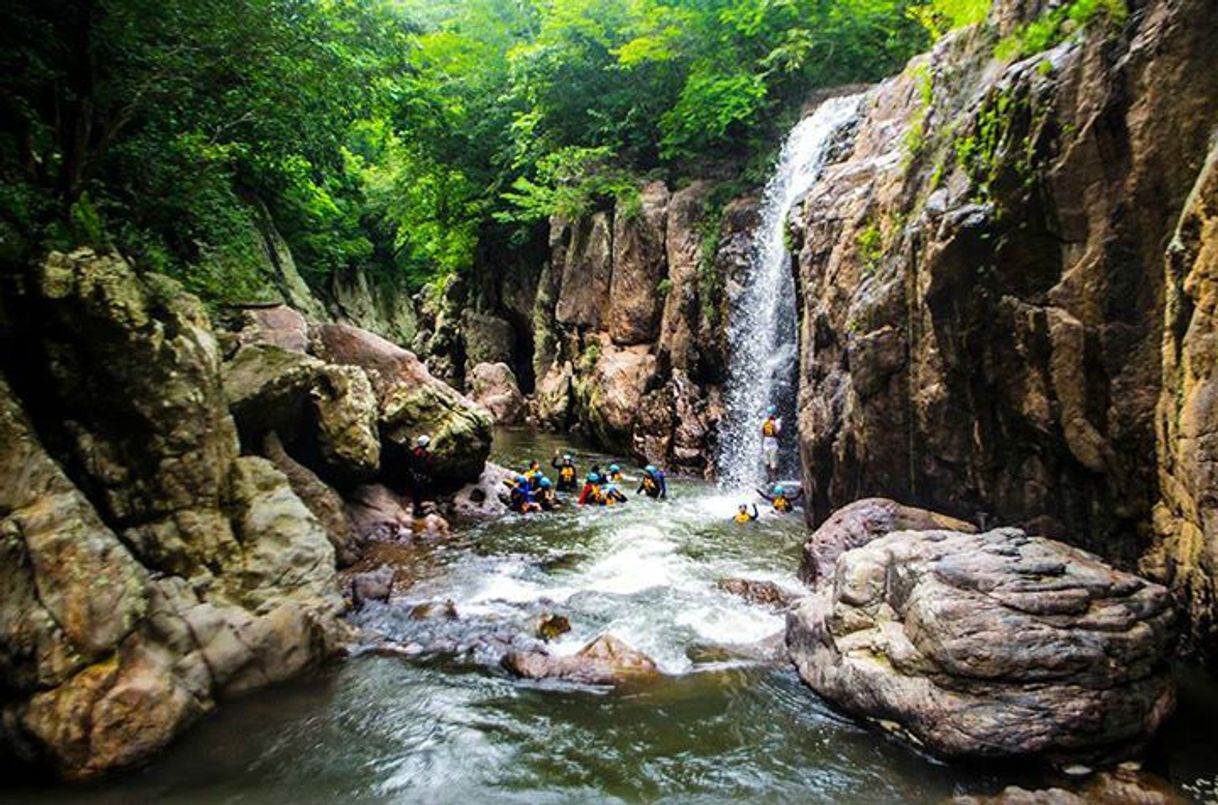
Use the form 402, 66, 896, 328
774, 496, 792, 512
762, 419, 778, 437
734, 512, 752, 524
560, 465, 576, 482
642, 476, 656, 492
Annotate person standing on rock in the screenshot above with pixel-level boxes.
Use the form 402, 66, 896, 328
761, 405, 782, 483
408, 435, 434, 517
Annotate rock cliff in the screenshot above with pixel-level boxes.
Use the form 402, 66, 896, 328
789, 0, 1218, 658
0, 250, 489, 778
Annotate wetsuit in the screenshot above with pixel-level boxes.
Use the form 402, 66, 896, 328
577, 483, 603, 506
552, 458, 578, 492
408, 446, 432, 516
637, 470, 667, 499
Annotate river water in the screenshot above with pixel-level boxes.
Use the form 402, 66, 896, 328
7, 428, 1218, 804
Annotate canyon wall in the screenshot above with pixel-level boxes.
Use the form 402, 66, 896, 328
790, 0, 1218, 660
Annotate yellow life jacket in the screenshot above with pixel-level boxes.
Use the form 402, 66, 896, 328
774, 496, 792, 512
762, 419, 778, 437
560, 465, 576, 482
734, 512, 752, 524
609, 471, 623, 482
642, 476, 656, 492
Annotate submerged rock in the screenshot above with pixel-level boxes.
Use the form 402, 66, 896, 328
716, 578, 800, 609
788, 523, 1177, 761
536, 614, 572, 641
351, 567, 394, 608
448, 462, 513, 518
502, 634, 658, 686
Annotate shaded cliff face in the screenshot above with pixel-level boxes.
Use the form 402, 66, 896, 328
529, 182, 746, 472
791, 0, 1218, 654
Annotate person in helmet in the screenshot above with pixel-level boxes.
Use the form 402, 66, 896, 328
606, 464, 624, 483
526, 459, 545, 489
538, 477, 561, 510
408, 435, 433, 516
761, 404, 783, 483
551, 452, 578, 492
734, 503, 760, 524
602, 478, 628, 505
503, 474, 541, 513
578, 472, 604, 506
758, 483, 802, 513
636, 464, 667, 499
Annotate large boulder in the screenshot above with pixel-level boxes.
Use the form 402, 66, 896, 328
260, 431, 355, 566
579, 338, 656, 452
311, 322, 492, 483
787, 524, 1177, 761
533, 360, 575, 430
468, 362, 525, 425
502, 634, 658, 686
800, 498, 976, 584
448, 462, 514, 519
608, 182, 669, 345
223, 343, 380, 483
0, 250, 344, 778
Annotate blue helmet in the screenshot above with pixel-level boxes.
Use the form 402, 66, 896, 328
540, 477, 552, 488
774, 485, 785, 496
766, 404, 777, 415
587, 472, 600, 483
515, 475, 527, 484
644, 465, 657, 474
609, 464, 620, 473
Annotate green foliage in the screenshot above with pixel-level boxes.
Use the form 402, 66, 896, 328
909, 0, 990, 38
856, 222, 884, 274
901, 64, 935, 167
995, 0, 1128, 61
2, 0, 948, 305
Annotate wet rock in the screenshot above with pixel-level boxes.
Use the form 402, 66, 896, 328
787, 525, 1177, 761
658, 183, 710, 376
345, 484, 414, 543
261, 431, 355, 566
410, 600, 458, 621
953, 767, 1187, 805
468, 362, 525, 424
311, 322, 492, 483
411, 512, 452, 541
0, 250, 344, 778
608, 182, 669, 345
687, 632, 788, 666
537, 614, 571, 641
579, 337, 656, 452
449, 462, 513, 518
533, 360, 575, 429
716, 578, 800, 609
799, 498, 976, 585
502, 634, 659, 686
351, 567, 394, 607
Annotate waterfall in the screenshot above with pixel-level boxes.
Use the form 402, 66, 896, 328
717, 93, 866, 489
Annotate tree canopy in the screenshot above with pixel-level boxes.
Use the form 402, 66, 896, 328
1, 0, 953, 304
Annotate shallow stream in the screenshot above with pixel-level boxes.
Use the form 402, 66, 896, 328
6, 429, 1218, 804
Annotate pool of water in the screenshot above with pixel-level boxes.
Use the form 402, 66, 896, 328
5, 429, 1218, 803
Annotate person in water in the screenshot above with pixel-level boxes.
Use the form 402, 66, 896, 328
606, 464, 625, 483
552, 453, 579, 492
636, 465, 667, 499
602, 481, 628, 505
504, 474, 542, 514
734, 503, 760, 524
761, 405, 782, 483
758, 484, 802, 513
537, 477, 561, 510
577, 472, 604, 506
408, 434, 433, 516
525, 459, 545, 489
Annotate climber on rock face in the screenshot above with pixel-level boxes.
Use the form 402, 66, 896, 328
761, 405, 782, 483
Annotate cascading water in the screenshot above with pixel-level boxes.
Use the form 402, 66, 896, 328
718, 93, 866, 489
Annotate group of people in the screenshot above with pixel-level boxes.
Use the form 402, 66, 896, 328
503, 452, 669, 514
733, 404, 801, 524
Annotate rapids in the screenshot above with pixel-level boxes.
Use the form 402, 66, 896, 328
7, 429, 1218, 804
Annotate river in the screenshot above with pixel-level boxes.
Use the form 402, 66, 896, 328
5, 429, 1218, 804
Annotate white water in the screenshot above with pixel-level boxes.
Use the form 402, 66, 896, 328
718, 93, 866, 488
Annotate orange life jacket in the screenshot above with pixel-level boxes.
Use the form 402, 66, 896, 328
762, 419, 778, 437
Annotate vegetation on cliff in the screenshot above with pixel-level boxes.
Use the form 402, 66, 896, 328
2, 0, 938, 307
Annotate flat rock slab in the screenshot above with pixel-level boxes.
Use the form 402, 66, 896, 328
788, 526, 1177, 761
